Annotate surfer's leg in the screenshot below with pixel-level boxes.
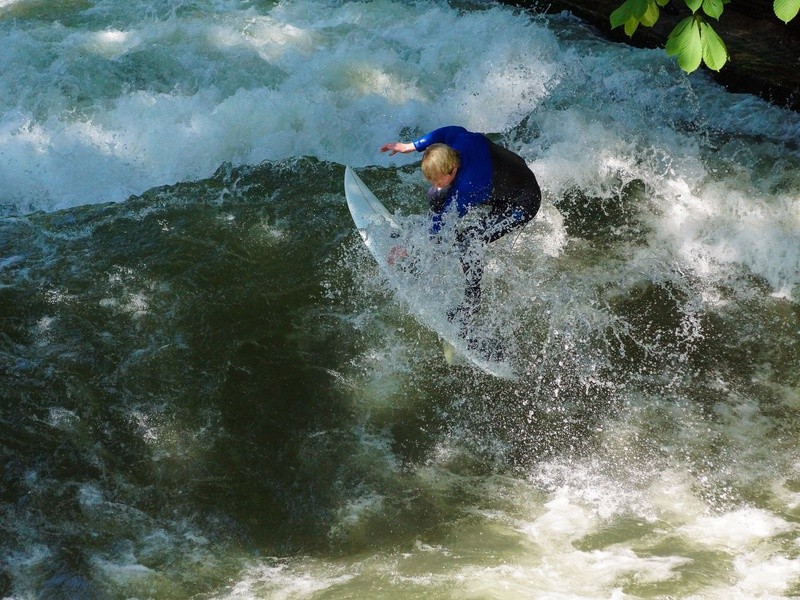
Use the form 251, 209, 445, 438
483, 190, 539, 244
451, 205, 527, 325
449, 224, 484, 342
460, 248, 483, 319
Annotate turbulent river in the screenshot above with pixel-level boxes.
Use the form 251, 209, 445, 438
2, 0, 800, 598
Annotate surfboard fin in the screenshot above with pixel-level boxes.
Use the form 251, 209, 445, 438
442, 341, 456, 365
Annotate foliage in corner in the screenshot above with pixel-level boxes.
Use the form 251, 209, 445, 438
775, 0, 800, 23
610, 0, 800, 72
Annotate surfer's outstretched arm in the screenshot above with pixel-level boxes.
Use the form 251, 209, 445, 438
379, 142, 415, 155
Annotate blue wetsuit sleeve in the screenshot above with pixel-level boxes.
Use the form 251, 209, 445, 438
412, 126, 469, 152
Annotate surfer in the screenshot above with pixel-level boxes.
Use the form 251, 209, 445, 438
380, 125, 541, 338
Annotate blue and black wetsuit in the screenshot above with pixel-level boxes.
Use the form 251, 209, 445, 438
413, 126, 540, 236
412, 126, 541, 326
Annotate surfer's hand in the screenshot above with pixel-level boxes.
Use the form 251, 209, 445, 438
380, 142, 415, 155
387, 245, 408, 265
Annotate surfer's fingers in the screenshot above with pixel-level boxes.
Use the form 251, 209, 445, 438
380, 142, 413, 155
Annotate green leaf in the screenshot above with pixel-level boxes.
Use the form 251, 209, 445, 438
656, 0, 670, 6
685, 0, 703, 12
611, 0, 651, 29
624, 16, 640, 36
666, 15, 703, 72
611, 0, 635, 28
702, 0, 725, 19
640, 1, 661, 26
611, 4, 629, 27
665, 15, 693, 54
700, 21, 728, 70
774, 0, 800, 23
629, 0, 652, 17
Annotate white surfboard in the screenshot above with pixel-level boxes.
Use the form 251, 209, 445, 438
344, 166, 516, 380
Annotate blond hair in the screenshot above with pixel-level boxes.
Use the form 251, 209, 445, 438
421, 143, 460, 181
